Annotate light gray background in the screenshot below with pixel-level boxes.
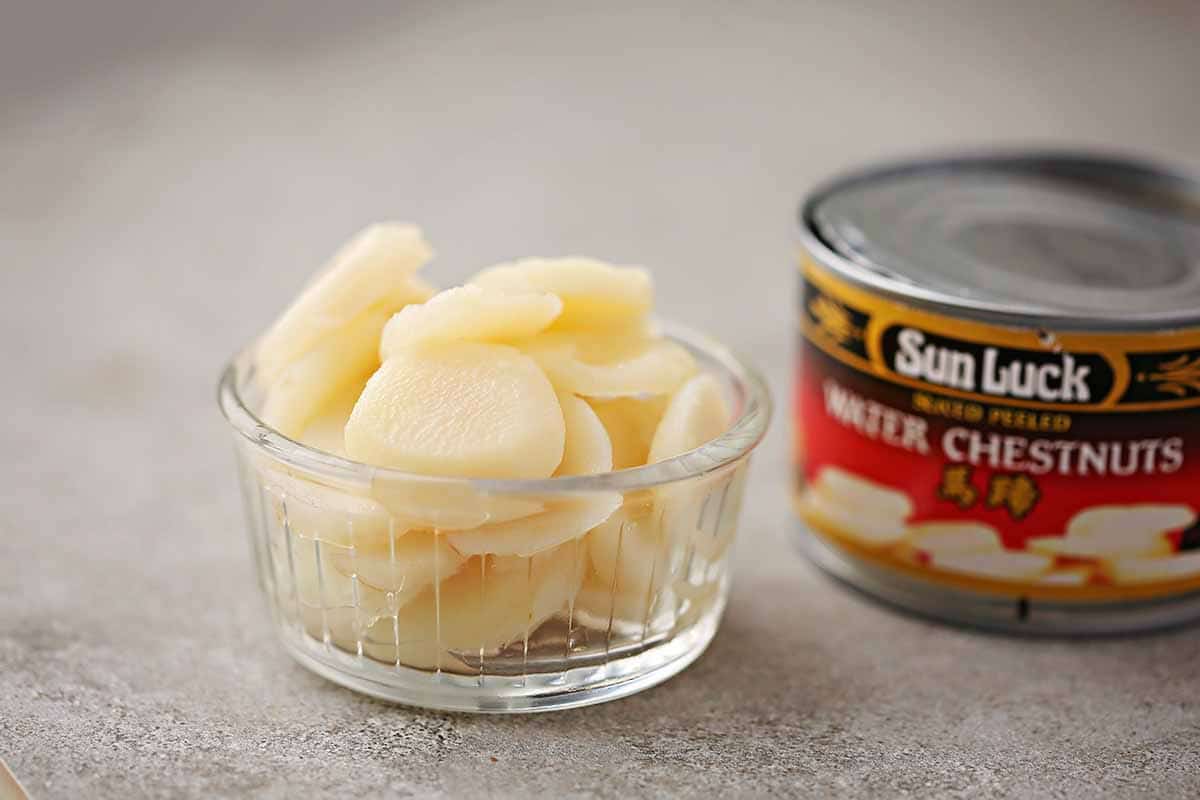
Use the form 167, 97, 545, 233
3, 2, 1200, 797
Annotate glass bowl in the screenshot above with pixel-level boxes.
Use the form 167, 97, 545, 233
217, 323, 770, 712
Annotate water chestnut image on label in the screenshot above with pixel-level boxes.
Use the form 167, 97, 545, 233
794, 262, 1200, 601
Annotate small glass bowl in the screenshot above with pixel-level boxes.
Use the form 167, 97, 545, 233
218, 323, 770, 712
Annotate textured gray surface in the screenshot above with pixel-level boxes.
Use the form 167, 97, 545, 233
3, 2, 1200, 797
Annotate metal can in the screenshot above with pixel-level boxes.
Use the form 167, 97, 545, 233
794, 152, 1200, 633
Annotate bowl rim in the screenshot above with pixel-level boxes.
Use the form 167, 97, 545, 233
217, 320, 772, 493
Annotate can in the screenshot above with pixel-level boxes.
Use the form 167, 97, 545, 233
794, 152, 1200, 634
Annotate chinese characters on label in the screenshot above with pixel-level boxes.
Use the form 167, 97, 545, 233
937, 464, 1039, 519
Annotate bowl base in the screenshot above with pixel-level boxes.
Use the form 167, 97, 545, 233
276, 599, 725, 713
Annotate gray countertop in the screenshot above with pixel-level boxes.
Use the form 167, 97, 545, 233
3, 2, 1200, 797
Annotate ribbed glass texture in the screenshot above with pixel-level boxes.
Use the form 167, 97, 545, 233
219, 325, 769, 712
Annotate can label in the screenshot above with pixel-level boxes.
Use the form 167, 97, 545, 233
796, 257, 1200, 600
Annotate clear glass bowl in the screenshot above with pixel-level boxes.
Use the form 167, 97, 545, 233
217, 323, 770, 712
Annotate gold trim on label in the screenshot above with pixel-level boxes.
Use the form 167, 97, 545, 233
801, 255, 1200, 413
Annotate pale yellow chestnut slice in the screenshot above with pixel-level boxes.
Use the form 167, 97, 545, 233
588, 396, 669, 469
1101, 551, 1200, 585
446, 493, 621, 557
359, 540, 585, 669
647, 374, 730, 463
279, 527, 406, 626
650, 373, 741, 570
289, 533, 422, 626
1041, 504, 1194, 564
660, 466, 746, 561
469, 257, 652, 328
259, 469, 392, 548
297, 387, 361, 457
931, 551, 1053, 581
905, 522, 1003, 557
796, 488, 908, 547
1026, 534, 1172, 560
1066, 504, 1197, 542
256, 223, 434, 383
261, 308, 390, 439
345, 342, 565, 479
379, 285, 562, 358
285, 532, 357, 610
512, 324, 655, 365
328, 530, 466, 609
369, 480, 544, 531
588, 500, 670, 601
531, 339, 697, 398
572, 575, 677, 631
555, 393, 614, 476
812, 466, 914, 521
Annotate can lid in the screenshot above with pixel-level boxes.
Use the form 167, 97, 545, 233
806, 153, 1200, 327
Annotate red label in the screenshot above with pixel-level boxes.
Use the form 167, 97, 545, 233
795, 259, 1200, 600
